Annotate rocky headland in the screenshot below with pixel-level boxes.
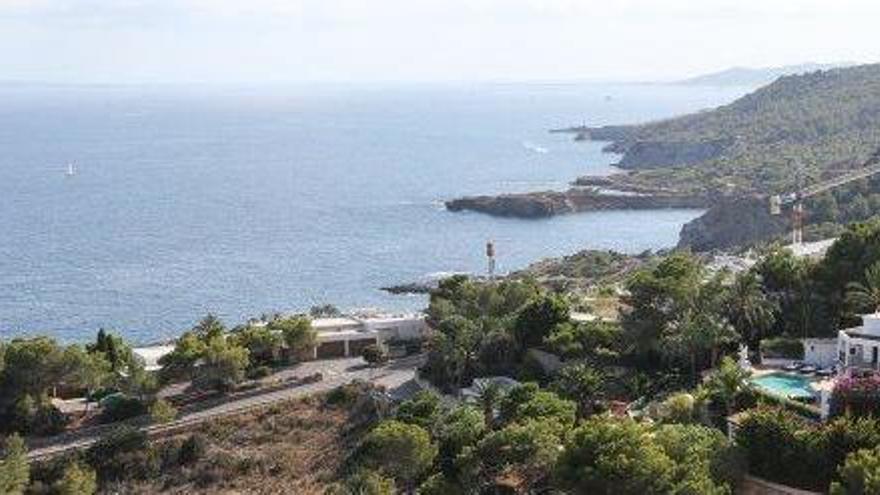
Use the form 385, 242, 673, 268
445, 188, 710, 218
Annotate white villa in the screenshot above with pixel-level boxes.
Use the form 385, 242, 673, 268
309, 311, 429, 359
838, 313, 880, 371
134, 312, 430, 368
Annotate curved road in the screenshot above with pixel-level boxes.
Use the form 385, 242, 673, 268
28, 355, 422, 460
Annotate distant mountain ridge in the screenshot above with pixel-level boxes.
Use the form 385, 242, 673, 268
677, 62, 856, 87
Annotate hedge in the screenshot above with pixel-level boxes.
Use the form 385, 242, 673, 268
760, 337, 804, 360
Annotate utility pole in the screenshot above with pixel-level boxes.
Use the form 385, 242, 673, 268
486, 240, 496, 281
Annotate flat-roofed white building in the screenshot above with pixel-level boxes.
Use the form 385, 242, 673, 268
838, 313, 880, 370
311, 312, 429, 359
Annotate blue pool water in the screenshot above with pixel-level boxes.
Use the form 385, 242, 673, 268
751, 373, 815, 399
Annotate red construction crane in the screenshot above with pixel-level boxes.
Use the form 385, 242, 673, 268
770, 148, 880, 244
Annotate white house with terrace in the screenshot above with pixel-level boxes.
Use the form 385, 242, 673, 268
308, 311, 429, 359
838, 313, 880, 371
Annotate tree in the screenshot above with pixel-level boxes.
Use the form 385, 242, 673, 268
231, 325, 283, 366
544, 320, 622, 362
269, 317, 317, 362
192, 314, 226, 341
550, 363, 605, 418
513, 294, 570, 351
498, 383, 576, 428
436, 406, 485, 477
158, 332, 207, 383
333, 469, 395, 495
422, 316, 481, 391
87, 329, 135, 374
0, 434, 29, 495
831, 446, 880, 495
360, 420, 437, 488
54, 461, 97, 495
0, 337, 66, 405
361, 344, 388, 366
557, 417, 740, 494
725, 271, 777, 349
192, 338, 249, 392
555, 417, 676, 494
846, 261, 880, 314
476, 419, 563, 490
474, 381, 504, 428
62, 345, 111, 402
622, 253, 704, 357
310, 304, 342, 318
663, 307, 737, 385
704, 356, 751, 416
396, 391, 442, 431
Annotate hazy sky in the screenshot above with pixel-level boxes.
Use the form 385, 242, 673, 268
1, 0, 879, 84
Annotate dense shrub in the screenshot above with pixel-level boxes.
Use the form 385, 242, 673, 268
395, 391, 441, 431
736, 407, 825, 490
53, 461, 97, 495
361, 344, 388, 366
332, 469, 395, 495
359, 420, 437, 488
735, 407, 880, 491
830, 446, 880, 495
246, 365, 272, 380
831, 375, 880, 418
100, 395, 147, 423
556, 417, 739, 495
0, 434, 29, 495
149, 399, 178, 424
760, 337, 804, 360
86, 426, 159, 483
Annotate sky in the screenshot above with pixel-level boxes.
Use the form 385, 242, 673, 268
1, 0, 879, 84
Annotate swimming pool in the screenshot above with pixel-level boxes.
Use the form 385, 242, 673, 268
751, 372, 816, 400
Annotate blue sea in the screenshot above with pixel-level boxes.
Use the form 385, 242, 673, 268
0, 82, 749, 344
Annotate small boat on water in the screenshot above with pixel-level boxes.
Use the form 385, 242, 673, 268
522, 141, 549, 154
66, 163, 76, 176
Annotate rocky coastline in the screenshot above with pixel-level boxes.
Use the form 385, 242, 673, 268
445, 188, 710, 219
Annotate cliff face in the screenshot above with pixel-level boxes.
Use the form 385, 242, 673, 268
445, 190, 710, 218
615, 139, 730, 169
677, 196, 789, 251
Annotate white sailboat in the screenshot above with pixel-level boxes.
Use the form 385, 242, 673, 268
66, 163, 76, 177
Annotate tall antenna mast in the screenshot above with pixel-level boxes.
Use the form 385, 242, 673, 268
486, 240, 496, 281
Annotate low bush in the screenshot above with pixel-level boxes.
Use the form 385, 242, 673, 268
753, 387, 822, 421
149, 399, 178, 424
86, 426, 159, 483
101, 396, 147, 423
246, 365, 273, 380
361, 344, 388, 366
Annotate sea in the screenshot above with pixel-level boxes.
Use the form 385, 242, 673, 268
0, 81, 751, 344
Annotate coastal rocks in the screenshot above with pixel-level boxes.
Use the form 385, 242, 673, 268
445, 189, 709, 218
380, 282, 435, 295
445, 191, 576, 218
677, 195, 789, 251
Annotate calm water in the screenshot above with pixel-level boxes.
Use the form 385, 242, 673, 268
0, 82, 749, 344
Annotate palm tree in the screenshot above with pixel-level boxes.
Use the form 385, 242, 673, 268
846, 261, 880, 314
664, 309, 737, 385
474, 381, 503, 429
704, 356, 751, 416
726, 271, 778, 350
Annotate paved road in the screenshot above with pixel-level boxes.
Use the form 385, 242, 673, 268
28, 355, 423, 460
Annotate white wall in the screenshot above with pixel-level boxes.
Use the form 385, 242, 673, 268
803, 339, 837, 368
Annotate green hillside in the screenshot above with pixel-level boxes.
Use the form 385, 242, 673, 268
596, 63, 880, 195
